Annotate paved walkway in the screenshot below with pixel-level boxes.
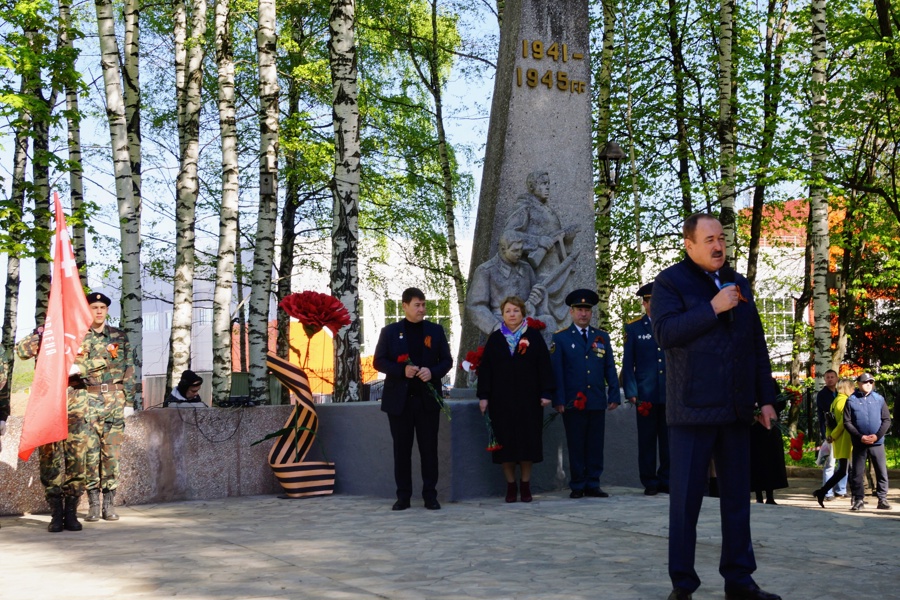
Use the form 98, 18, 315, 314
2, 478, 898, 600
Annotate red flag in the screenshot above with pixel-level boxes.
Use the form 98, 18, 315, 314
18, 193, 93, 461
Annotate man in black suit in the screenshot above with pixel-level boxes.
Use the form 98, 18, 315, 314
374, 287, 453, 511
653, 214, 780, 600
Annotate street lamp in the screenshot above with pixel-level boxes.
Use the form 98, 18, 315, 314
598, 141, 626, 190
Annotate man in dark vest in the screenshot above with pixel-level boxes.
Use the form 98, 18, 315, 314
374, 287, 452, 511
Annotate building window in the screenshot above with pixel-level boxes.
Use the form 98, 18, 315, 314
196, 308, 213, 325
758, 297, 794, 345
384, 297, 452, 341
144, 312, 159, 332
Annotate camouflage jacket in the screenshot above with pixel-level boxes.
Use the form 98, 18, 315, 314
74, 325, 135, 420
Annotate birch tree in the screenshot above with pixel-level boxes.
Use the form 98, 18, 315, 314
94, 0, 143, 409
717, 0, 736, 260
329, 0, 361, 403
248, 0, 280, 402
168, 0, 207, 393
212, 0, 239, 401
809, 0, 831, 385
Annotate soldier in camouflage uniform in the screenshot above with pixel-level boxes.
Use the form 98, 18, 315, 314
16, 328, 95, 533
78, 292, 135, 522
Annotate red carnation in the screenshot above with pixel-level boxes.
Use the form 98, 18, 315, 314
573, 391, 587, 410
279, 291, 351, 338
397, 353, 410, 364
461, 346, 485, 374
526, 317, 546, 330
637, 401, 652, 417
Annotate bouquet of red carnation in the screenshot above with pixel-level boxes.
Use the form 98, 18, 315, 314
461, 346, 485, 374
525, 317, 546, 330
788, 431, 805, 461
484, 413, 502, 452
544, 392, 587, 429
279, 291, 351, 338
397, 354, 451, 421
637, 400, 652, 417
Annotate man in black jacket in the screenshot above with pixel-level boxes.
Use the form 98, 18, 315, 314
652, 214, 780, 600
374, 287, 453, 511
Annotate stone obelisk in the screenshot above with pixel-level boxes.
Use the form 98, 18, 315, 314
457, 0, 594, 386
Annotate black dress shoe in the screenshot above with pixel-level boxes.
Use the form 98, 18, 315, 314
724, 584, 781, 600
585, 488, 609, 498
392, 500, 410, 511
569, 489, 584, 499
667, 588, 692, 600
644, 486, 659, 496
424, 499, 441, 510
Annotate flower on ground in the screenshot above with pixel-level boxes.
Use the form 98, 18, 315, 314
279, 291, 351, 338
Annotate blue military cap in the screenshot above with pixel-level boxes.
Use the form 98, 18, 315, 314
636, 282, 653, 299
87, 291, 112, 306
565, 289, 599, 308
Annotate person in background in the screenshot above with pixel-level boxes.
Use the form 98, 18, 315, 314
843, 373, 891, 512
621, 281, 669, 496
815, 370, 845, 501
164, 370, 205, 407
478, 296, 554, 503
749, 380, 788, 505
812, 378, 855, 507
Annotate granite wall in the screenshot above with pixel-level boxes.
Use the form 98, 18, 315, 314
0, 400, 641, 515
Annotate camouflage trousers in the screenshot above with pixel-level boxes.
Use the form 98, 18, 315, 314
39, 411, 89, 498
85, 418, 125, 491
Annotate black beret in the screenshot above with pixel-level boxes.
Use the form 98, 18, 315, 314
636, 282, 653, 298
565, 289, 599, 308
87, 292, 112, 307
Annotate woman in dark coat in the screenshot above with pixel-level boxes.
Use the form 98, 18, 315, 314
749, 379, 788, 503
477, 296, 555, 503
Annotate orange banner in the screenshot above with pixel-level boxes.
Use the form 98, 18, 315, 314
18, 193, 93, 461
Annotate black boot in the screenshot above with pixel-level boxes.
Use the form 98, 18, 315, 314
102, 489, 119, 521
47, 496, 64, 533
86, 489, 101, 522
64, 495, 83, 531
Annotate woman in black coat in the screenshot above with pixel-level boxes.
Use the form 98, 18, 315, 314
749, 379, 788, 503
477, 296, 555, 503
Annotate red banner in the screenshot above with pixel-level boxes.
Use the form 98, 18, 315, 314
18, 193, 93, 461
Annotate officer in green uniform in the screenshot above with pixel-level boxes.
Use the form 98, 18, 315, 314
77, 292, 135, 522
16, 328, 95, 532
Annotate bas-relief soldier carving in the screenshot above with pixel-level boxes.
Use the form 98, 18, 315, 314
467, 170, 580, 336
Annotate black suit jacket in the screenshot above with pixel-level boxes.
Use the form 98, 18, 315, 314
373, 319, 453, 416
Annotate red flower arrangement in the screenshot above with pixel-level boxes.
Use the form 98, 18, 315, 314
637, 400, 652, 417
526, 317, 546, 330
517, 338, 530, 354
788, 431, 805, 462
279, 291, 351, 339
461, 346, 485, 374
484, 413, 503, 452
397, 354, 451, 421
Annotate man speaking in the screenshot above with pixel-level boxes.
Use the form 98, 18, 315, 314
652, 214, 780, 600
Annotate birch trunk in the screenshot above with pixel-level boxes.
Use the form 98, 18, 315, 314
59, 0, 87, 275
236, 210, 248, 373
95, 0, 143, 409
168, 0, 207, 393
32, 101, 54, 324
594, 0, 616, 330
623, 14, 642, 284
717, 0, 736, 260
668, 0, 692, 216
212, 0, 239, 401
746, 0, 788, 292
174, 0, 187, 156
809, 0, 831, 386
123, 0, 143, 265
0, 81, 29, 411
790, 203, 814, 386
249, 0, 279, 402
329, 0, 361, 402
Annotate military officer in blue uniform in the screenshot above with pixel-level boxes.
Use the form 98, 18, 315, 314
621, 282, 670, 496
550, 289, 620, 498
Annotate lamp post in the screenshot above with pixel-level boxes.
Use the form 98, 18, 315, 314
598, 141, 626, 190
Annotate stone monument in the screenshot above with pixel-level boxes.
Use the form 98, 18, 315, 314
457, 0, 594, 385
